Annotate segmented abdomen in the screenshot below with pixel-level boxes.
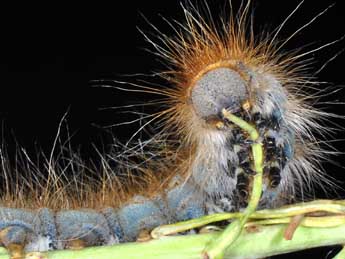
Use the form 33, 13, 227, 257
0, 179, 205, 252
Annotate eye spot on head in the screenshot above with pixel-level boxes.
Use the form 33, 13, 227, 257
191, 67, 248, 120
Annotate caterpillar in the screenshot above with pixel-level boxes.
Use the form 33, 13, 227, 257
0, 0, 343, 258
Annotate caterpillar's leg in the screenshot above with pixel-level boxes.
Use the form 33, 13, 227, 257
136, 229, 152, 242
56, 210, 116, 249
0, 207, 48, 258
0, 225, 27, 259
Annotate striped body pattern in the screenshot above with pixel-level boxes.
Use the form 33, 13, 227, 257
0, 1, 338, 257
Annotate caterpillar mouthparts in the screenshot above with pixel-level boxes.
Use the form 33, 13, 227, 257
0, 0, 342, 258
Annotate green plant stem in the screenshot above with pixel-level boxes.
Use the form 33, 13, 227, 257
247, 215, 345, 228
203, 109, 263, 259
333, 246, 345, 259
152, 199, 345, 237
152, 214, 345, 238
255, 199, 345, 217
1, 223, 345, 259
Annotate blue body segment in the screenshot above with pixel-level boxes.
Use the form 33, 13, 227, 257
1, 225, 28, 246
116, 195, 167, 242
0, 208, 39, 232
166, 183, 205, 221
0, 207, 51, 251
55, 209, 115, 248
0, 180, 206, 251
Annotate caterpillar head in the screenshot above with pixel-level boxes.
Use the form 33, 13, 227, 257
189, 60, 297, 208
147, 2, 336, 211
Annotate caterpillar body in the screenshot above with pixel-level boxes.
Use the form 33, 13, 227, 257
0, 1, 343, 258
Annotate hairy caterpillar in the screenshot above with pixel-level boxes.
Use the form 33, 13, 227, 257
0, 0, 344, 258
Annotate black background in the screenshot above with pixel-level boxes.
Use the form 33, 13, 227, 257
0, 0, 344, 258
